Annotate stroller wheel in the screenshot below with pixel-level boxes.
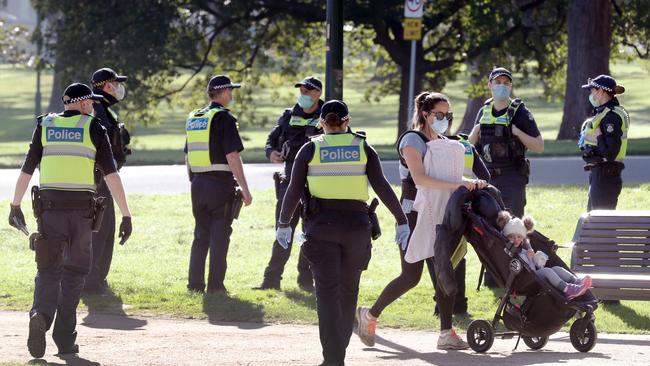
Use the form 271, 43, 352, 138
570, 319, 597, 352
467, 320, 494, 353
522, 336, 549, 350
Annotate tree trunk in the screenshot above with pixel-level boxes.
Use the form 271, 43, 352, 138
47, 69, 64, 113
557, 0, 611, 140
396, 44, 423, 141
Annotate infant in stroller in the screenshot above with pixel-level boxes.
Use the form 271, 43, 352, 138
496, 211, 592, 300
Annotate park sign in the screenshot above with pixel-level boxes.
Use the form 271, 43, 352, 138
403, 0, 424, 41
404, 0, 424, 18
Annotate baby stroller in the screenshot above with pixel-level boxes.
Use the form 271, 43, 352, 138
433, 186, 599, 353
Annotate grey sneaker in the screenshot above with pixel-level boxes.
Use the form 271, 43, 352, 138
28, 313, 47, 358
437, 329, 469, 350
356, 307, 377, 347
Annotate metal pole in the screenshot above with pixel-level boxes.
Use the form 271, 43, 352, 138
325, 0, 343, 101
406, 40, 416, 120
35, 12, 42, 116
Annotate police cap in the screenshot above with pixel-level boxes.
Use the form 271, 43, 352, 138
207, 75, 241, 92
320, 100, 349, 121
581, 74, 625, 95
294, 76, 322, 91
62, 83, 103, 105
489, 67, 513, 81
92, 67, 128, 88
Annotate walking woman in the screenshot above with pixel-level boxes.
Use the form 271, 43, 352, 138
357, 92, 487, 350
275, 100, 409, 366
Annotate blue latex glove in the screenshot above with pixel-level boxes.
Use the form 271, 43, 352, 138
395, 224, 410, 251
276, 226, 292, 250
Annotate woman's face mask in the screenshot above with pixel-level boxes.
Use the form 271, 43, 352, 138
297, 94, 314, 109
589, 89, 601, 108
432, 117, 449, 134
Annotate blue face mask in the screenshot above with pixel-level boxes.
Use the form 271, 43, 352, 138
297, 94, 314, 109
432, 117, 449, 134
588, 93, 600, 108
491, 84, 510, 101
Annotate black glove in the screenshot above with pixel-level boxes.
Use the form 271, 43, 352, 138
118, 216, 132, 245
9, 204, 28, 234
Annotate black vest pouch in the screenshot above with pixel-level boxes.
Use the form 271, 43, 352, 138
368, 198, 381, 240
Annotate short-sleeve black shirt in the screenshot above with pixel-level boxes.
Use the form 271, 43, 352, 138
21, 110, 117, 176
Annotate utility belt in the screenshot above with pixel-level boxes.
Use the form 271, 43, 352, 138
304, 197, 382, 240
28, 186, 108, 250
488, 158, 530, 179
585, 161, 624, 177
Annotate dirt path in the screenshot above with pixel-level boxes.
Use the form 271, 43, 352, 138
1, 311, 649, 365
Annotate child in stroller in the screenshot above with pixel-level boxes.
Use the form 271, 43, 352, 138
497, 211, 592, 300
433, 186, 599, 353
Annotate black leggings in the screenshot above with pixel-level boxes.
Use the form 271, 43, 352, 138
369, 211, 454, 330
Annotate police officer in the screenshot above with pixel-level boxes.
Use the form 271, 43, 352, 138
276, 100, 409, 366
84, 67, 132, 293
579, 75, 630, 211
8, 83, 133, 358
256, 76, 323, 291
185, 75, 252, 293
468, 67, 544, 287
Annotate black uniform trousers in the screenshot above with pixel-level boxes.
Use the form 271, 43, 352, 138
301, 210, 372, 365
262, 179, 312, 287
31, 190, 94, 351
84, 179, 115, 291
588, 165, 622, 211
187, 174, 235, 292
485, 170, 527, 287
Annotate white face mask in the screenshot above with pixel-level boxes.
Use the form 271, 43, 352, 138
432, 117, 449, 134
114, 83, 126, 101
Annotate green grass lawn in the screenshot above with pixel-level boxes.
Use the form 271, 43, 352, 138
2, 185, 650, 334
1, 61, 649, 167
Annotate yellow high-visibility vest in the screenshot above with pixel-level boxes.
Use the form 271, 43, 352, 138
307, 133, 368, 201
186, 107, 232, 173
40, 113, 97, 192
581, 105, 630, 162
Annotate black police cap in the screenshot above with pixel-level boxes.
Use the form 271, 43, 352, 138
320, 100, 349, 121
92, 67, 127, 87
489, 67, 513, 81
581, 74, 625, 95
295, 76, 322, 91
207, 75, 241, 91
62, 83, 103, 105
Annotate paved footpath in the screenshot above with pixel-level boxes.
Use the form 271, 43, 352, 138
1, 156, 649, 199
1, 311, 649, 365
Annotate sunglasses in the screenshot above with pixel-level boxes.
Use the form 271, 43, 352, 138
429, 111, 453, 121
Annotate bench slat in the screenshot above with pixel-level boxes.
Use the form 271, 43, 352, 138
589, 288, 650, 301
586, 216, 650, 224
577, 237, 650, 244
572, 265, 650, 274
575, 258, 650, 266
576, 251, 650, 259
590, 278, 650, 289
574, 243, 650, 251
581, 229, 650, 238
583, 222, 650, 230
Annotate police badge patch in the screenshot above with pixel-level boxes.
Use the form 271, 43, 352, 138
606, 124, 614, 134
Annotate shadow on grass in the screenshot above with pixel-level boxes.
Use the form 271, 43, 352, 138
284, 289, 316, 310
202, 291, 267, 329
80, 288, 147, 331
602, 301, 650, 332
